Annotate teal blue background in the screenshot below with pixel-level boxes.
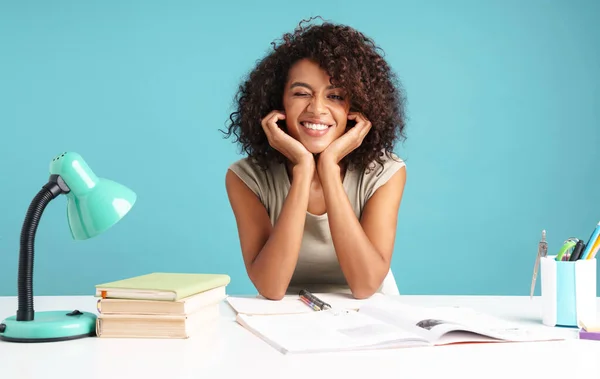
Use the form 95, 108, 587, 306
1, 0, 598, 297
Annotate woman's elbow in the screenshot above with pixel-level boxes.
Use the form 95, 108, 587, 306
247, 268, 288, 300
251, 276, 287, 300
351, 287, 378, 300
350, 280, 381, 299
257, 287, 287, 301
349, 275, 384, 299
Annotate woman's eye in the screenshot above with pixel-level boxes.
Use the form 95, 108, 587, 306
329, 94, 344, 101
293, 92, 310, 97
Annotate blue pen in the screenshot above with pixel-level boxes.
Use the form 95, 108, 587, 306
580, 221, 600, 260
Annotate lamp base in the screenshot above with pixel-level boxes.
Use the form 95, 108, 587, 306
0, 310, 97, 343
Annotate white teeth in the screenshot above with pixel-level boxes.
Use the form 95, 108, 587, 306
302, 122, 329, 130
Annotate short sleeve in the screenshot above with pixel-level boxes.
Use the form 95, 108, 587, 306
363, 152, 406, 201
228, 158, 269, 207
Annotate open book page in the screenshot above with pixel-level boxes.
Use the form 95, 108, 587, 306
236, 309, 429, 354
359, 298, 563, 345
227, 293, 385, 315
227, 297, 311, 315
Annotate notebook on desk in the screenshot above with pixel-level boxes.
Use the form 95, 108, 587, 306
236, 297, 567, 354
226, 293, 385, 315
95, 272, 230, 301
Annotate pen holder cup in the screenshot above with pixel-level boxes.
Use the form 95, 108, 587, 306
540, 255, 597, 327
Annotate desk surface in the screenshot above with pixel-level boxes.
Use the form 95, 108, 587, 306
1, 295, 599, 379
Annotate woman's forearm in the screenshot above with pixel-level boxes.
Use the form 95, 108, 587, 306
318, 161, 390, 298
249, 164, 313, 300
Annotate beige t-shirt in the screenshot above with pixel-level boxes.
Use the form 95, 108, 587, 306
228, 152, 406, 294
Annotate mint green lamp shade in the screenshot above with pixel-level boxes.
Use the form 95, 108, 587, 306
48, 152, 137, 240
0, 152, 136, 343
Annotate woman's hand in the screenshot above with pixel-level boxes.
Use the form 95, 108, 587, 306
320, 112, 372, 166
261, 111, 313, 167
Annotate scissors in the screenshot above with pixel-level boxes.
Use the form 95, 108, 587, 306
530, 230, 548, 299
555, 237, 579, 261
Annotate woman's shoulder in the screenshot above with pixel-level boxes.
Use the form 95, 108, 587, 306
357, 150, 405, 177
350, 150, 406, 201
228, 156, 263, 176
227, 156, 284, 205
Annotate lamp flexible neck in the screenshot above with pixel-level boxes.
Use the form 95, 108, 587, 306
16, 176, 69, 322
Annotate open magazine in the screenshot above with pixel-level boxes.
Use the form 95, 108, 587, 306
235, 297, 566, 354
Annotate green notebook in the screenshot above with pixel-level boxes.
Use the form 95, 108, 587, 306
95, 272, 231, 301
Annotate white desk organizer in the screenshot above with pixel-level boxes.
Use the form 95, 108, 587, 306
540, 255, 597, 327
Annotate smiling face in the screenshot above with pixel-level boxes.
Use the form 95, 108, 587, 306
282, 59, 351, 154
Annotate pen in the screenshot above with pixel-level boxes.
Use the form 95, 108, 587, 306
299, 289, 331, 311
581, 221, 600, 260
589, 237, 600, 260
569, 240, 585, 261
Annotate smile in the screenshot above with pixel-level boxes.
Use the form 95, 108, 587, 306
299, 121, 333, 137
300, 122, 332, 131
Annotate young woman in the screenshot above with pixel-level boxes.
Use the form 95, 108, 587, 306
223, 18, 407, 300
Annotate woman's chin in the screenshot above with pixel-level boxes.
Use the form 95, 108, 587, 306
304, 145, 328, 155
299, 139, 331, 155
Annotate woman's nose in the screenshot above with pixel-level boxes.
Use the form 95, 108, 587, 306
307, 96, 327, 114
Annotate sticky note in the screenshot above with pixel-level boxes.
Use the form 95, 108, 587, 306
579, 329, 600, 341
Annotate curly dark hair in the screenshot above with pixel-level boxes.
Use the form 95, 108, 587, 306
222, 17, 407, 172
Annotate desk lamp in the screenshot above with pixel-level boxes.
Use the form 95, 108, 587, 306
0, 152, 136, 343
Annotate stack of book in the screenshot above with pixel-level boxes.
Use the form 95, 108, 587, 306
94, 272, 230, 339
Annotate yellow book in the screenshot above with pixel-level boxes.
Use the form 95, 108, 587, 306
95, 272, 230, 301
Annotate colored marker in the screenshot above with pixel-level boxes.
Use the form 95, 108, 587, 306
299, 296, 321, 311
299, 289, 331, 311
569, 240, 585, 261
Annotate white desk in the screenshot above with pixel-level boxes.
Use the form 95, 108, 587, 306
1, 295, 599, 379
